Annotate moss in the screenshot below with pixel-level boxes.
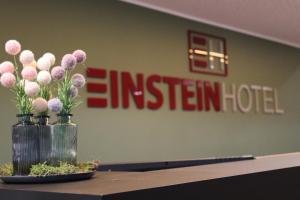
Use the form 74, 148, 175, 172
0, 164, 13, 176
0, 161, 99, 177
29, 162, 95, 177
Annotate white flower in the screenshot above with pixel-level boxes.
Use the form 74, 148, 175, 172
24, 81, 40, 97
19, 50, 35, 65
37, 70, 52, 85
43, 52, 55, 66
37, 57, 51, 71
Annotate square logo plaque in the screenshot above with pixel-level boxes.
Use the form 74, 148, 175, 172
188, 30, 228, 76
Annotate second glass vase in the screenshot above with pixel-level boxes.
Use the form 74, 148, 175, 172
36, 115, 52, 164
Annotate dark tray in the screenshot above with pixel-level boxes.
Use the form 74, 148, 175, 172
0, 171, 96, 184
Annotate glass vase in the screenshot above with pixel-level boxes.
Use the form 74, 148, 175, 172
36, 115, 52, 165
50, 114, 77, 166
12, 114, 39, 175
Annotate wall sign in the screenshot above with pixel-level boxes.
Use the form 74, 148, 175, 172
86, 30, 284, 115
188, 30, 228, 76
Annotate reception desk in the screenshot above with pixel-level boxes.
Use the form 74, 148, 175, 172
1, 152, 300, 199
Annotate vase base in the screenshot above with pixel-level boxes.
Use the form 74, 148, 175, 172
0, 171, 95, 184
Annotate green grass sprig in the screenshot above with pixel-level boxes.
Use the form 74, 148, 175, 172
10, 55, 33, 115
13, 81, 32, 115
39, 85, 51, 101
57, 71, 80, 115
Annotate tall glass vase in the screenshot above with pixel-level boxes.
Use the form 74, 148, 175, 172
50, 114, 77, 166
12, 114, 39, 175
36, 115, 52, 164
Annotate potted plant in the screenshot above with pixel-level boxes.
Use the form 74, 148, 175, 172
47, 50, 86, 166
0, 39, 86, 174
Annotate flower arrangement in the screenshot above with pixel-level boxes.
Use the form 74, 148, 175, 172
0, 39, 86, 116
0, 39, 88, 178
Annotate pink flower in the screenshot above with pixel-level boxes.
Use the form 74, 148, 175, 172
19, 50, 35, 65
32, 97, 48, 113
0, 72, 16, 88
43, 52, 55, 66
72, 49, 86, 63
5, 40, 21, 55
37, 70, 51, 85
0, 61, 14, 74
21, 66, 37, 80
48, 98, 63, 113
71, 73, 85, 88
24, 81, 40, 97
61, 54, 77, 70
51, 66, 65, 80
68, 85, 78, 98
37, 57, 51, 71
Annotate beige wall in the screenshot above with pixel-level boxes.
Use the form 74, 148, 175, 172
0, 0, 300, 163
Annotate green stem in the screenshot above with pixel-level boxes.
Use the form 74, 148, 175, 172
13, 55, 20, 82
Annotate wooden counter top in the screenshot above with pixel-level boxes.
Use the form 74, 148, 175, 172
1, 152, 300, 199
